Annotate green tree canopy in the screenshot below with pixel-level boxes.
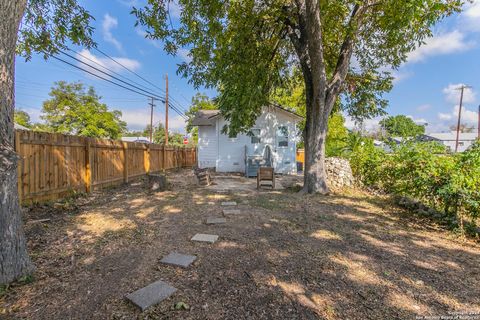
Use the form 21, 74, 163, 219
14, 110, 32, 128
133, 0, 461, 193
380, 115, 426, 138
41, 81, 127, 139
184, 93, 217, 143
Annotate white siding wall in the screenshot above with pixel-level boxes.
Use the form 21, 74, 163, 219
440, 140, 475, 152
216, 107, 299, 174
197, 124, 218, 168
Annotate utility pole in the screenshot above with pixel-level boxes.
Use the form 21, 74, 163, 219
165, 74, 169, 145
149, 97, 155, 143
455, 85, 472, 152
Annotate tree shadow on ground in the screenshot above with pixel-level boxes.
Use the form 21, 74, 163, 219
3, 173, 480, 319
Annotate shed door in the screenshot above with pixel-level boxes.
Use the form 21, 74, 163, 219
198, 125, 217, 168
274, 125, 293, 174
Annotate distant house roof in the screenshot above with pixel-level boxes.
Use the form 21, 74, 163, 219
121, 136, 151, 143
14, 123, 30, 130
190, 104, 302, 126
191, 110, 221, 126
421, 132, 478, 142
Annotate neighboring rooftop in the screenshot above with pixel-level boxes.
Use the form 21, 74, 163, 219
121, 136, 151, 143
422, 132, 478, 141
14, 123, 30, 130
190, 110, 220, 126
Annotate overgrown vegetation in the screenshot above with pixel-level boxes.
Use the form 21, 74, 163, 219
349, 138, 480, 236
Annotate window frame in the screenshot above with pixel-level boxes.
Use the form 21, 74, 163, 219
250, 128, 261, 144
276, 125, 289, 148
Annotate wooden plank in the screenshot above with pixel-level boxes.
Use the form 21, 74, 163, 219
85, 138, 92, 193
15, 131, 23, 203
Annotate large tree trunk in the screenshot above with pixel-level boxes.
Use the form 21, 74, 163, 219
303, 98, 330, 194
0, 0, 33, 285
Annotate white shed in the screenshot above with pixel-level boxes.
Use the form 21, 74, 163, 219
192, 105, 302, 175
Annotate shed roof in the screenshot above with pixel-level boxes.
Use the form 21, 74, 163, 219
190, 104, 302, 126
190, 110, 220, 126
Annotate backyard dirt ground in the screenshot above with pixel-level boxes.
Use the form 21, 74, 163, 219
1, 169, 480, 320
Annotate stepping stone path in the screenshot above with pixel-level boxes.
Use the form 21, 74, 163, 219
126, 189, 238, 311
223, 209, 242, 216
191, 233, 219, 243
206, 217, 227, 225
126, 280, 177, 311
160, 252, 197, 268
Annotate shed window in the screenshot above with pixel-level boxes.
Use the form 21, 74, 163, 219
251, 129, 261, 144
277, 126, 289, 147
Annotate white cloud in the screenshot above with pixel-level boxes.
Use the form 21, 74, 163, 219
407, 30, 474, 63
416, 104, 432, 112
102, 14, 123, 53
442, 83, 476, 104
121, 109, 186, 132
177, 48, 192, 63
75, 49, 141, 78
118, 0, 143, 6
437, 105, 479, 124
392, 70, 413, 84
462, 0, 480, 32
406, 115, 428, 125
344, 115, 382, 132
438, 112, 453, 121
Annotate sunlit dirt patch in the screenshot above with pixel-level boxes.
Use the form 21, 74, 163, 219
388, 291, 430, 314
330, 253, 383, 285
76, 212, 135, 237
310, 229, 343, 240
135, 206, 156, 218
274, 280, 330, 317
217, 241, 246, 249
160, 205, 182, 214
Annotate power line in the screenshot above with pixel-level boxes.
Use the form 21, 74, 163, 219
68, 48, 158, 94
93, 47, 167, 95
58, 49, 167, 103
60, 49, 188, 119
92, 47, 189, 113
50, 55, 158, 99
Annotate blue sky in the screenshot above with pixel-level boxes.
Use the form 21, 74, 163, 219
15, 0, 480, 134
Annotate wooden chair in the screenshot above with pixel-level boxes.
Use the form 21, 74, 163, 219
257, 167, 275, 189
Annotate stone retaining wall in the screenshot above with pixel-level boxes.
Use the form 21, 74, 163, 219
325, 157, 354, 189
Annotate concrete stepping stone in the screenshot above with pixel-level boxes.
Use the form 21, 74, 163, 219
221, 201, 237, 206
206, 217, 227, 225
191, 233, 218, 243
126, 280, 177, 311
223, 209, 242, 216
160, 252, 196, 268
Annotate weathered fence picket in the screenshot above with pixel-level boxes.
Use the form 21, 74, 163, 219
14, 130, 197, 203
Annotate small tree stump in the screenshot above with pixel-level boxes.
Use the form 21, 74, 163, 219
194, 167, 212, 186
148, 174, 168, 191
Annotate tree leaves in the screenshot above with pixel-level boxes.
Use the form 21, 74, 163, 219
41, 81, 127, 139
17, 0, 95, 60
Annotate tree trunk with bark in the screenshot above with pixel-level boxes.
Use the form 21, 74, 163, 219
0, 0, 33, 285
286, 0, 361, 194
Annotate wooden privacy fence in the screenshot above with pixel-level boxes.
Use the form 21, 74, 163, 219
14, 130, 197, 203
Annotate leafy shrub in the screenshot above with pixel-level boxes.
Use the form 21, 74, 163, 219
349, 138, 480, 234
347, 133, 385, 187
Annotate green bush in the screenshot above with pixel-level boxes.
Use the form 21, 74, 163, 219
349, 138, 480, 233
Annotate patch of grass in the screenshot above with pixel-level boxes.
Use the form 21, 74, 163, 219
0, 284, 9, 298
17, 274, 34, 285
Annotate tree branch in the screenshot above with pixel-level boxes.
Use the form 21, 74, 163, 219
326, 2, 373, 112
